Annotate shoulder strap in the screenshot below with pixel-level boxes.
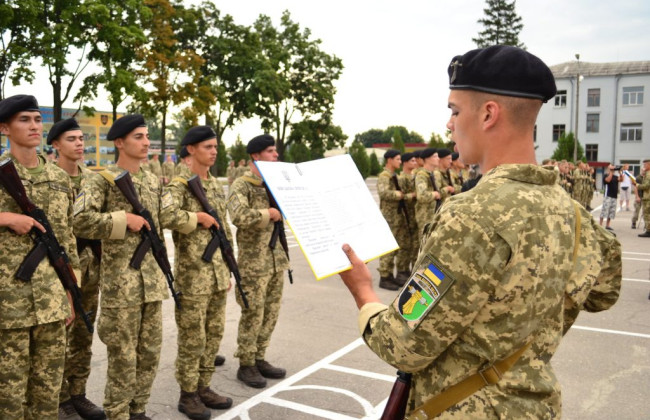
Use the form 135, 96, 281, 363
172, 176, 188, 186
241, 175, 263, 186
98, 170, 115, 186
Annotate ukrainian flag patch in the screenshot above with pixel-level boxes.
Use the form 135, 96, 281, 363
393, 255, 455, 330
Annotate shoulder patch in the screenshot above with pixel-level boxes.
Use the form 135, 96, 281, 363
74, 192, 85, 216
161, 190, 174, 209
228, 194, 241, 213
392, 254, 455, 330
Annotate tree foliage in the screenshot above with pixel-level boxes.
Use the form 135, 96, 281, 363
472, 0, 525, 49
355, 126, 425, 148
287, 116, 347, 159
355, 129, 389, 148
349, 140, 370, 179
215, 139, 229, 176
228, 136, 248, 164
0, 1, 38, 99
551, 132, 585, 162
285, 141, 311, 163
369, 152, 381, 176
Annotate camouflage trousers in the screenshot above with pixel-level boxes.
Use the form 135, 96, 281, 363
175, 290, 227, 392
642, 199, 650, 231
235, 271, 284, 366
379, 216, 412, 276
97, 302, 162, 420
406, 206, 420, 268
0, 320, 66, 420
60, 255, 100, 401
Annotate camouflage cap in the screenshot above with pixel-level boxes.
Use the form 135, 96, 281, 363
47, 117, 81, 145
0, 94, 39, 122
448, 45, 557, 102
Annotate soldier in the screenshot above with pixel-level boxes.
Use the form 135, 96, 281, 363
632, 170, 644, 229
398, 152, 420, 269
148, 153, 162, 184
160, 126, 234, 420
435, 148, 455, 203
161, 154, 175, 185
47, 118, 106, 420
637, 159, 650, 237
227, 134, 289, 388
414, 148, 442, 241
74, 114, 169, 420
376, 149, 412, 290
449, 152, 465, 194
234, 159, 247, 179
226, 161, 236, 186
0, 95, 78, 419
175, 146, 192, 177
339, 46, 621, 418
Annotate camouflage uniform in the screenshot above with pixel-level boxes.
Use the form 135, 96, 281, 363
60, 165, 102, 402
0, 153, 77, 419
357, 164, 621, 418
449, 169, 463, 196
160, 173, 232, 392
377, 169, 411, 277
227, 171, 289, 366
148, 158, 162, 181
399, 171, 419, 268
74, 165, 168, 420
414, 169, 443, 241
637, 172, 650, 233
437, 169, 455, 203
162, 161, 175, 184
175, 162, 191, 177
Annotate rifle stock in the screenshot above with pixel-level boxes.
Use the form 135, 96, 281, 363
113, 171, 181, 309
0, 158, 94, 333
186, 175, 249, 308
381, 370, 412, 420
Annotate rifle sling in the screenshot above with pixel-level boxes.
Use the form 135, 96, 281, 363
406, 341, 532, 420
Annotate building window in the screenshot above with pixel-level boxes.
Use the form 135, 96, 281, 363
552, 124, 565, 142
587, 88, 600, 107
586, 114, 599, 133
554, 90, 567, 107
585, 144, 598, 161
622, 86, 644, 105
620, 160, 640, 176
620, 123, 642, 141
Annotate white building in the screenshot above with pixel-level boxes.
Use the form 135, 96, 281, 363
535, 60, 650, 176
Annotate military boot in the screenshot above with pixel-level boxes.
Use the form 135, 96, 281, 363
129, 413, 151, 420
379, 274, 399, 290
639, 231, 650, 237
394, 271, 410, 287
178, 390, 211, 420
214, 354, 226, 366
59, 400, 82, 420
237, 365, 267, 388
70, 394, 106, 420
198, 386, 233, 409
256, 360, 286, 379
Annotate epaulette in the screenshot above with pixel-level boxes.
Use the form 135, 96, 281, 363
98, 170, 115, 186
172, 176, 188, 186
241, 175, 263, 186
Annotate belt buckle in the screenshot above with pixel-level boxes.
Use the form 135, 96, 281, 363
478, 364, 502, 385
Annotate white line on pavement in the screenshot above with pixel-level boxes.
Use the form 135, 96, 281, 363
572, 325, 650, 339
623, 277, 650, 283
323, 364, 395, 382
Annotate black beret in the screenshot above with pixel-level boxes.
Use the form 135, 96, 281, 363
106, 114, 146, 140
420, 148, 437, 159
47, 118, 81, 145
437, 148, 452, 159
401, 152, 415, 162
246, 134, 275, 154
182, 125, 216, 146
451, 152, 460, 161
413, 150, 423, 159
0, 95, 39, 122
179, 146, 189, 159
449, 45, 556, 102
384, 149, 400, 160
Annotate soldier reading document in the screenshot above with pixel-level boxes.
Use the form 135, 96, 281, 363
255, 154, 398, 279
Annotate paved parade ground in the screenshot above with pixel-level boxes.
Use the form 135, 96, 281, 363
82, 179, 650, 420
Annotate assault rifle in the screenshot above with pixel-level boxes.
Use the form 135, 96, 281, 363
263, 183, 294, 284
391, 173, 412, 236
0, 158, 94, 333
381, 370, 412, 420
113, 171, 181, 309
186, 175, 248, 308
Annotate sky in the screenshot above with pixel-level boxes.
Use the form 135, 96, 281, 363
5, 0, 650, 147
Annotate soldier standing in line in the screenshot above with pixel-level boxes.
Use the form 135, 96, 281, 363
227, 134, 289, 389
399, 152, 420, 269
161, 155, 175, 185
175, 146, 192, 177
0, 95, 78, 419
48, 118, 106, 420
226, 160, 236, 187
449, 152, 465, 194
234, 159, 247, 179
436, 148, 456, 204
377, 149, 411, 290
631, 170, 644, 229
148, 153, 162, 184
338, 46, 621, 418
414, 148, 442, 241
161, 126, 233, 420
74, 114, 169, 420
637, 159, 650, 237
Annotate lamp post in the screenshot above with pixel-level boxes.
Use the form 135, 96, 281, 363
573, 53, 580, 162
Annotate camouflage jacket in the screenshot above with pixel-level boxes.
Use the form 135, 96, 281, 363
436, 169, 454, 201
160, 173, 232, 294
73, 165, 168, 308
148, 159, 162, 178
0, 153, 78, 328
227, 171, 289, 277
358, 164, 621, 417
70, 165, 101, 283
414, 169, 443, 217
399, 172, 417, 208
637, 172, 650, 201
377, 169, 405, 220
175, 162, 191, 177
162, 161, 175, 181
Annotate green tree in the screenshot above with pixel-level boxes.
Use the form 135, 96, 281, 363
349, 140, 370, 179
285, 142, 311, 163
287, 116, 347, 159
214, 139, 229, 176
392, 130, 405, 153
369, 152, 381, 176
472, 0, 525, 48
229, 136, 248, 164
253, 11, 343, 159
354, 128, 389, 148
0, 1, 38, 99
551, 132, 584, 162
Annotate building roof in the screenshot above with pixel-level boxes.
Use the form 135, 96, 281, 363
550, 61, 650, 78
